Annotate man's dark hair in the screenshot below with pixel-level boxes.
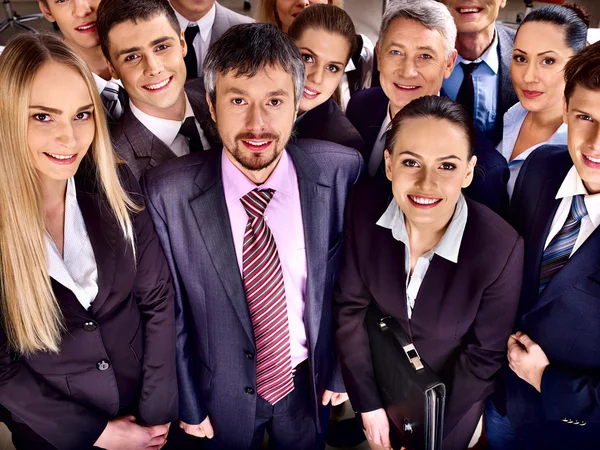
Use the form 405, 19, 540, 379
564, 41, 600, 105
386, 96, 476, 158
203, 23, 305, 106
97, 0, 181, 62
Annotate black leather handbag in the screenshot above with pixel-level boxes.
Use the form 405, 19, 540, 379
365, 304, 446, 450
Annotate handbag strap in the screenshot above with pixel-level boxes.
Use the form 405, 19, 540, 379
379, 315, 425, 372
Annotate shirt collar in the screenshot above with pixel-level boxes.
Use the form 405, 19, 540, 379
171, 2, 216, 42
91, 72, 122, 94
129, 93, 195, 148
376, 193, 468, 263
456, 27, 499, 75
556, 166, 600, 229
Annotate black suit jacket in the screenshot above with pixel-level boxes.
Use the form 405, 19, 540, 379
346, 87, 510, 216
333, 176, 523, 438
110, 78, 219, 180
294, 98, 364, 153
499, 145, 600, 447
0, 164, 177, 450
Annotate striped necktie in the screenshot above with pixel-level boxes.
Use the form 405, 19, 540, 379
539, 194, 588, 293
101, 80, 123, 120
241, 189, 294, 405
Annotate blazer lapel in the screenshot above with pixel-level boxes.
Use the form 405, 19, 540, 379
188, 151, 255, 344
122, 109, 176, 169
210, 3, 230, 47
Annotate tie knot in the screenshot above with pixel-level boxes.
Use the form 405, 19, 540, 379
241, 189, 275, 219
102, 81, 120, 101
185, 24, 199, 41
570, 194, 588, 222
460, 61, 482, 76
179, 117, 197, 140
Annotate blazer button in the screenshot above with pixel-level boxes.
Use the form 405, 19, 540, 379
561, 417, 569, 423
245, 351, 254, 360
580, 421, 587, 426
244, 387, 254, 395
97, 360, 111, 371
83, 321, 98, 332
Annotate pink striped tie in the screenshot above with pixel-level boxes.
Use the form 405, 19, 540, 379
241, 189, 294, 405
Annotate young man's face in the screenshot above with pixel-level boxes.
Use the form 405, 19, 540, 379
564, 86, 600, 194
39, 0, 101, 51
107, 14, 187, 119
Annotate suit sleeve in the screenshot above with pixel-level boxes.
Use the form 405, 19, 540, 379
140, 174, 209, 425
443, 237, 524, 435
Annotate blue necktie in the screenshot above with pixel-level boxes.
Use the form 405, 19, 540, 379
539, 195, 588, 293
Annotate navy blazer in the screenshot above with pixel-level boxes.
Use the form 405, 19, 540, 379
503, 145, 600, 447
346, 87, 509, 216
141, 140, 364, 449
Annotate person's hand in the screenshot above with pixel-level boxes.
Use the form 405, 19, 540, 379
179, 416, 214, 439
322, 390, 349, 406
361, 408, 391, 450
94, 416, 169, 450
507, 331, 550, 392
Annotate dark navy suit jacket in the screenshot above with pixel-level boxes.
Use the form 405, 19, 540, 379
502, 145, 600, 447
346, 87, 509, 217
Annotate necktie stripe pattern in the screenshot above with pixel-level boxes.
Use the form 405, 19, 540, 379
101, 81, 123, 120
539, 194, 588, 292
241, 189, 294, 404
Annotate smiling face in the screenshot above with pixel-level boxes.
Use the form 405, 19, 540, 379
564, 86, 600, 194
385, 116, 476, 228
28, 61, 95, 188
441, 0, 506, 34
295, 28, 350, 113
378, 18, 456, 117
275, 0, 328, 33
107, 14, 187, 120
39, 0, 101, 52
208, 64, 297, 182
511, 22, 574, 114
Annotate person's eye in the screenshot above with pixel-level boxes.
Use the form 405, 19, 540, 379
402, 159, 419, 168
577, 114, 593, 122
541, 57, 555, 66
231, 98, 247, 106
421, 54, 432, 60
32, 114, 52, 122
390, 49, 401, 56
440, 162, 456, 170
268, 99, 282, 106
326, 64, 340, 73
513, 55, 526, 63
124, 54, 139, 62
75, 111, 93, 121
54, 0, 67, 4
156, 44, 169, 52
301, 54, 313, 63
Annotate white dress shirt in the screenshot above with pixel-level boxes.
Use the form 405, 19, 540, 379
129, 94, 211, 156
46, 178, 98, 310
544, 166, 600, 255
368, 103, 393, 176
172, 3, 216, 74
497, 102, 568, 200
377, 194, 468, 319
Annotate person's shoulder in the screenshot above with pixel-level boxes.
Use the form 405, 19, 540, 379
142, 151, 216, 195
496, 22, 516, 40
215, 2, 254, 25
467, 198, 519, 243
289, 139, 363, 177
348, 86, 386, 108
523, 144, 571, 178
184, 77, 207, 97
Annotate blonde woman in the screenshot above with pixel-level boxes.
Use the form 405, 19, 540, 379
0, 33, 177, 450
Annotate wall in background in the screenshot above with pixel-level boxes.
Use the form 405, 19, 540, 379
500, 1, 600, 28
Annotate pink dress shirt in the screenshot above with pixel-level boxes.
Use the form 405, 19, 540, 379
221, 150, 309, 368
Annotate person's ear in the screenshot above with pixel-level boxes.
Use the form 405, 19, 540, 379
462, 155, 477, 188
180, 29, 188, 58
384, 148, 393, 182
562, 95, 569, 124
375, 41, 381, 72
206, 92, 216, 123
444, 49, 458, 79
38, 1, 56, 22
499, 0, 507, 9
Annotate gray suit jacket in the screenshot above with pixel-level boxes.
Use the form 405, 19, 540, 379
210, 2, 254, 47
141, 140, 363, 448
493, 24, 519, 145
110, 78, 219, 180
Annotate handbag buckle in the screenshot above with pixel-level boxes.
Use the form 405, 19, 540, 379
403, 344, 424, 371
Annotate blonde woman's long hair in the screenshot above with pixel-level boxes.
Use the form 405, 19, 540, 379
0, 33, 139, 355
255, 0, 344, 30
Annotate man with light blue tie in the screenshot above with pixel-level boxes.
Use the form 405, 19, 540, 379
440, 0, 518, 145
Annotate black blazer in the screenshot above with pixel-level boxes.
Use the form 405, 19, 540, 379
110, 78, 220, 180
294, 98, 364, 153
333, 177, 523, 441
0, 164, 177, 450
498, 145, 600, 447
346, 87, 510, 216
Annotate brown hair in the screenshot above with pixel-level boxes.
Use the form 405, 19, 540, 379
564, 41, 600, 105
255, 0, 344, 31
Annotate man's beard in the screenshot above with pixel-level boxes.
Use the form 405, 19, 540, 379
226, 131, 290, 172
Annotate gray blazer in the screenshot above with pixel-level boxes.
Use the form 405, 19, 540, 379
110, 78, 219, 180
493, 24, 519, 145
141, 140, 363, 449
210, 2, 254, 47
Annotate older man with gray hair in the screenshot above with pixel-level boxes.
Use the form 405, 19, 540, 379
347, 0, 509, 216
142, 22, 363, 450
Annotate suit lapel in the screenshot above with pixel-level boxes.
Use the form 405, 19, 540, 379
185, 81, 220, 148
210, 3, 230, 47
495, 26, 518, 142
123, 109, 176, 169
189, 152, 255, 344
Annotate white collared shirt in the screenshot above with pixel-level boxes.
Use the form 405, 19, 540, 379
172, 2, 216, 74
497, 102, 568, 200
368, 102, 393, 176
92, 72, 123, 96
46, 178, 98, 310
377, 194, 468, 319
544, 167, 600, 255
129, 94, 211, 156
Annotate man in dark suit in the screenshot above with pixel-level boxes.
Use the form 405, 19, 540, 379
440, 0, 518, 145
170, 0, 253, 80
485, 42, 600, 450
97, 0, 219, 180
142, 23, 362, 449
346, 0, 509, 216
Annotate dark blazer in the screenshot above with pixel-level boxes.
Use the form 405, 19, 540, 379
346, 87, 510, 216
499, 145, 600, 447
0, 164, 177, 450
492, 25, 519, 146
333, 176, 523, 445
294, 98, 364, 153
141, 140, 363, 449
110, 78, 220, 180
